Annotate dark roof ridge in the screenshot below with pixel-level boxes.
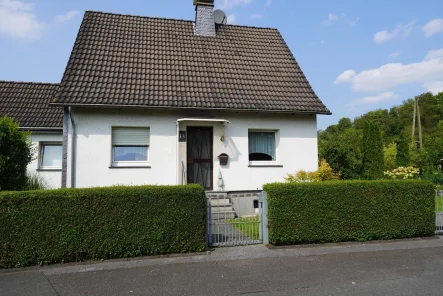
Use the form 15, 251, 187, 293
0, 80, 59, 86
84, 10, 279, 31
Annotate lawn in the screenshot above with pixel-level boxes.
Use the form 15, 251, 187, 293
228, 216, 260, 240
437, 197, 443, 213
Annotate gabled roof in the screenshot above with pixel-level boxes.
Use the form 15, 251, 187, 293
53, 11, 330, 114
0, 81, 62, 129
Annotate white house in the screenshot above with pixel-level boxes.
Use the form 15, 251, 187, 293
0, 81, 62, 189
2, 1, 330, 193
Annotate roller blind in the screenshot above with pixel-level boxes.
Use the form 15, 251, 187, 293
112, 127, 150, 146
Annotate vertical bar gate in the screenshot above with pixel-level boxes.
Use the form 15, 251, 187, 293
437, 190, 443, 235
206, 192, 265, 247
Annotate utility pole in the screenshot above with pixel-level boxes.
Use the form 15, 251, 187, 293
411, 96, 423, 150
417, 97, 423, 150
412, 97, 416, 142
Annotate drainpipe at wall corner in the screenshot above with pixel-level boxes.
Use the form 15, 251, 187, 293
176, 120, 180, 186
69, 107, 77, 188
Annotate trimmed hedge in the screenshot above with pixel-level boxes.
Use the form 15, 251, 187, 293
264, 180, 435, 246
0, 185, 206, 268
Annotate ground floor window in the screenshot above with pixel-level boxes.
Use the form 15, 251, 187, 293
112, 127, 150, 164
40, 143, 62, 169
248, 131, 276, 161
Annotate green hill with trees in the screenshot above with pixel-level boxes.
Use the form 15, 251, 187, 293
318, 91, 443, 184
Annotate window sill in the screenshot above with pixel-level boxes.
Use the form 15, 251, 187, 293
109, 166, 151, 169
248, 164, 283, 168
36, 168, 62, 172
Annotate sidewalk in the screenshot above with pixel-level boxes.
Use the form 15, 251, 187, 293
1, 236, 443, 295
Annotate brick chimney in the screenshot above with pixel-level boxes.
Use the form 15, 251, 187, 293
194, 0, 216, 37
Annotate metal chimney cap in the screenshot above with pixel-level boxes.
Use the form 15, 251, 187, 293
194, 0, 215, 6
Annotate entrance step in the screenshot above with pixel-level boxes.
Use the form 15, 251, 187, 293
211, 211, 236, 220
210, 199, 231, 207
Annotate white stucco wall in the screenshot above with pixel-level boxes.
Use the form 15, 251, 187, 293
28, 133, 63, 189
68, 108, 319, 191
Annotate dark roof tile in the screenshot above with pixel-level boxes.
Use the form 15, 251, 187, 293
55, 11, 330, 114
0, 81, 62, 128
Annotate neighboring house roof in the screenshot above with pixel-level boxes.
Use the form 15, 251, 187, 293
53, 11, 330, 114
0, 81, 62, 129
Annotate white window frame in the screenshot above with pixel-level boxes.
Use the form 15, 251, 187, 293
38, 142, 63, 170
248, 129, 280, 166
111, 127, 150, 167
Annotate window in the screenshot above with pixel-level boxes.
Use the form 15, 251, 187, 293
248, 131, 276, 161
40, 143, 62, 169
112, 127, 150, 164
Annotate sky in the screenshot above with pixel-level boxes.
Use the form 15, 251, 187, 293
0, 0, 442, 130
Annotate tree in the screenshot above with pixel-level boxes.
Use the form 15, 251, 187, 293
0, 116, 34, 191
384, 142, 397, 171
362, 121, 384, 179
337, 117, 352, 132
396, 131, 410, 167
319, 127, 363, 180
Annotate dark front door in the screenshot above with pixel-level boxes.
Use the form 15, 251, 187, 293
187, 127, 213, 190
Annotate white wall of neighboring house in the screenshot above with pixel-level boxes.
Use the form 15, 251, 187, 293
28, 133, 63, 189
67, 108, 319, 191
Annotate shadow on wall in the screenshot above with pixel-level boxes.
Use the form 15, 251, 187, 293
222, 134, 242, 163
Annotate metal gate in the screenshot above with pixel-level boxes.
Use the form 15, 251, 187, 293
206, 192, 267, 247
437, 190, 443, 235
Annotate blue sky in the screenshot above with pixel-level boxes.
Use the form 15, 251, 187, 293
0, 0, 442, 129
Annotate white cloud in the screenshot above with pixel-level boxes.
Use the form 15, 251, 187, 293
327, 13, 340, 21
265, 0, 272, 7
335, 48, 443, 93
334, 70, 357, 84
425, 48, 443, 60
250, 13, 262, 19
0, 0, 44, 40
347, 91, 399, 106
217, 0, 252, 10
54, 10, 79, 23
388, 51, 402, 58
373, 21, 415, 44
422, 18, 443, 38
424, 81, 443, 95
324, 13, 358, 26
227, 13, 236, 23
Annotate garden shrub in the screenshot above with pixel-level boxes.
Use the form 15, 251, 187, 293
285, 159, 340, 183
264, 180, 435, 246
0, 116, 34, 191
384, 167, 420, 180
0, 185, 206, 268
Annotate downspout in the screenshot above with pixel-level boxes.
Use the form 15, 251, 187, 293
69, 107, 77, 188
176, 121, 180, 185
61, 107, 69, 188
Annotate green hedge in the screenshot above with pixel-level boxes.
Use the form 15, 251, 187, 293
0, 185, 206, 268
264, 180, 435, 246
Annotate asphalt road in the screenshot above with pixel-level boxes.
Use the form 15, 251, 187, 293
1, 238, 443, 296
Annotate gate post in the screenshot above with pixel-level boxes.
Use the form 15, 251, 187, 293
259, 191, 269, 245
206, 194, 212, 246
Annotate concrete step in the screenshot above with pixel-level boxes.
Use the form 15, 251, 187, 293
210, 212, 236, 219
210, 199, 232, 206
211, 206, 235, 213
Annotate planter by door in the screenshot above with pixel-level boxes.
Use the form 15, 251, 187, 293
187, 126, 213, 190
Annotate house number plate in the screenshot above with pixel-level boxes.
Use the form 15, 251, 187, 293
179, 131, 186, 142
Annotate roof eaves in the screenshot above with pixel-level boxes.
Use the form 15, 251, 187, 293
50, 102, 332, 115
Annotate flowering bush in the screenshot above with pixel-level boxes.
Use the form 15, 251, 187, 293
384, 167, 420, 180
285, 159, 340, 183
